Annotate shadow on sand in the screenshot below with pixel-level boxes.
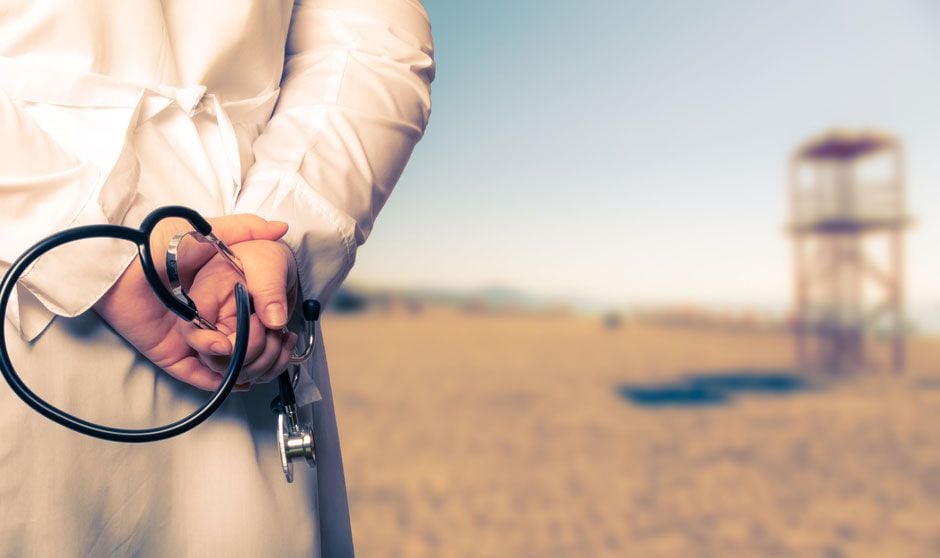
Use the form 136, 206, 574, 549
616, 369, 814, 409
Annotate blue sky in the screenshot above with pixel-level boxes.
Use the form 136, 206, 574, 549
348, 0, 940, 311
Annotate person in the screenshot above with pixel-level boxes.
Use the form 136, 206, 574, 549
0, 1, 434, 556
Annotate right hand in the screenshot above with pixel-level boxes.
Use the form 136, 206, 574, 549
175, 238, 302, 390
92, 214, 296, 391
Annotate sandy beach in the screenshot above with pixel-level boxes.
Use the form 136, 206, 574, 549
324, 310, 940, 557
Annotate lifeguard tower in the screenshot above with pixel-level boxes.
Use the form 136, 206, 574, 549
789, 130, 909, 373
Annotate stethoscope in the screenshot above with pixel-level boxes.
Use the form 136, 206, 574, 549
0, 206, 316, 483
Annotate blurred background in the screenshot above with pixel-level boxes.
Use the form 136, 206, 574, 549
323, 2, 940, 556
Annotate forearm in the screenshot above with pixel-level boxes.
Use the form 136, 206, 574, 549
234, 0, 435, 303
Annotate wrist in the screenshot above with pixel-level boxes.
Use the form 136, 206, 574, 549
277, 239, 301, 314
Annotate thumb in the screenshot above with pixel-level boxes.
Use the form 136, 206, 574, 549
236, 241, 297, 330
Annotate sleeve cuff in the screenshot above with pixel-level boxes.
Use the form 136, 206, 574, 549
13, 189, 156, 342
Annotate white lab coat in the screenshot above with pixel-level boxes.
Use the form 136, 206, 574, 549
0, 1, 434, 556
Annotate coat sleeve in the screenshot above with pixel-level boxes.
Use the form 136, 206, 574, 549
233, 0, 435, 305
0, 87, 148, 341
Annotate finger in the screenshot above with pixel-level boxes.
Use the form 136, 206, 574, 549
237, 244, 294, 329
155, 216, 288, 284
176, 216, 289, 277
236, 329, 285, 384
198, 351, 228, 374
207, 214, 288, 246
165, 357, 224, 392
197, 314, 268, 373
177, 322, 232, 356
238, 314, 270, 364
255, 333, 298, 385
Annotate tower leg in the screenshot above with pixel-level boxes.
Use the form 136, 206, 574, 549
793, 234, 807, 370
848, 234, 863, 372
892, 229, 905, 373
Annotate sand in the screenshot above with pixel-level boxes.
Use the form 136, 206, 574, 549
323, 310, 940, 557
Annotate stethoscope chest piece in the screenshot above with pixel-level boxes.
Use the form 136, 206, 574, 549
271, 365, 317, 483
277, 409, 316, 483
272, 299, 321, 483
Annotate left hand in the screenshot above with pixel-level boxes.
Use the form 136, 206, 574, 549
93, 214, 294, 391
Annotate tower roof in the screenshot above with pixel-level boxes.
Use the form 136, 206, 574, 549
796, 129, 898, 161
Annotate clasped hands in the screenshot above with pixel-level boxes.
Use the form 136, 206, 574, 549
93, 215, 300, 392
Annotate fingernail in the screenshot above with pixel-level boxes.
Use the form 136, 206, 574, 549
211, 341, 231, 355
265, 302, 286, 326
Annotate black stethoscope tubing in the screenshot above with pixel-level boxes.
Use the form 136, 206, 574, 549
0, 207, 249, 443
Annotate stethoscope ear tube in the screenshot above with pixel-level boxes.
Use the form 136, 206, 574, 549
0, 250, 250, 442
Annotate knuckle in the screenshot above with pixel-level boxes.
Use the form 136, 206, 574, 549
252, 282, 286, 300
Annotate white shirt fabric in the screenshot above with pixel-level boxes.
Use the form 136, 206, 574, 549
0, 1, 433, 556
